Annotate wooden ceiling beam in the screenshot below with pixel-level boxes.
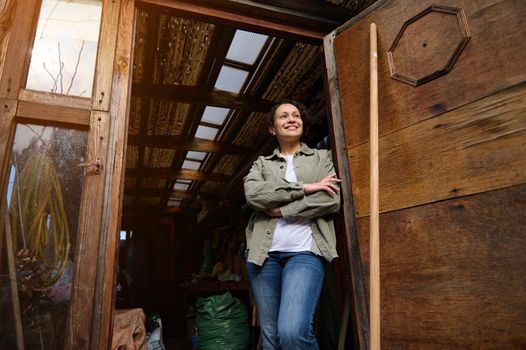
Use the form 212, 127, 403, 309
253, 0, 355, 22
122, 205, 197, 215
132, 83, 274, 112
124, 188, 194, 199
127, 135, 250, 155
126, 168, 228, 181
123, 206, 182, 214
124, 188, 221, 205
137, 0, 353, 43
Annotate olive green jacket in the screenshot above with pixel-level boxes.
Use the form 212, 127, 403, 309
243, 143, 340, 266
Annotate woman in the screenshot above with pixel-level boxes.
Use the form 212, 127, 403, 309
243, 99, 341, 349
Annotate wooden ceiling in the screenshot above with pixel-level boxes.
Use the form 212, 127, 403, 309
122, 0, 377, 225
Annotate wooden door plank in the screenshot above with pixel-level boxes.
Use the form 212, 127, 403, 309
323, 31, 369, 350
0, 0, 18, 77
16, 100, 91, 128
92, 0, 121, 111
19, 89, 92, 110
91, 1, 136, 348
0, 0, 40, 99
355, 184, 526, 348
349, 83, 526, 218
0, 98, 17, 202
333, 0, 526, 148
65, 111, 111, 350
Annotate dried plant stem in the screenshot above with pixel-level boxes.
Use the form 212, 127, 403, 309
67, 40, 85, 94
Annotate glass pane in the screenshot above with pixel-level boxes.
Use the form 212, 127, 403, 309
214, 66, 249, 93
167, 199, 181, 207
0, 124, 87, 349
201, 106, 230, 126
186, 151, 206, 161
226, 30, 268, 65
26, 0, 103, 97
182, 159, 201, 171
195, 125, 218, 140
173, 182, 190, 191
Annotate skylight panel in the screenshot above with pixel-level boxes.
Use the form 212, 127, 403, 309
201, 106, 230, 125
195, 125, 218, 140
182, 159, 201, 170
167, 198, 181, 207
173, 182, 190, 190
187, 151, 206, 161
215, 66, 249, 93
226, 30, 268, 65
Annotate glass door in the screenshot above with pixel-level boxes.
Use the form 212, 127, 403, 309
2, 124, 89, 349
0, 0, 134, 348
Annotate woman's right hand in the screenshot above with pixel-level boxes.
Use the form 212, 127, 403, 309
303, 173, 341, 197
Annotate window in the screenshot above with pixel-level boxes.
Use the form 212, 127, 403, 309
26, 0, 103, 97
186, 151, 206, 161
173, 181, 191, 191
195, 125, 219, 140
226, 30, 268, 65
182, 159, 201, 170
201, 106, 230, 126
214, 66, 249, 93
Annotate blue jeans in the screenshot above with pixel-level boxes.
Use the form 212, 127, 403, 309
247, 251, 325, 350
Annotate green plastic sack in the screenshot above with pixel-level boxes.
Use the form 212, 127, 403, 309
195, 292, 249, 350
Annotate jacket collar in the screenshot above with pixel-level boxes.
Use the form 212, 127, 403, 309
263, 143, 315, 160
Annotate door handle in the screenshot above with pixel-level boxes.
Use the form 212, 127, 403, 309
78, 157, 102, 175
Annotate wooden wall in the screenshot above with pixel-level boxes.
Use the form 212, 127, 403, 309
329, 0, 526, 347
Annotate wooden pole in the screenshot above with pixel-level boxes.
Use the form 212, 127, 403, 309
369, 22, 380, 350
3, 202, 25, 350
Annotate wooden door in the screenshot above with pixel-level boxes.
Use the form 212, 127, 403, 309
324, 0, 526, 348
0, 0, 135, 349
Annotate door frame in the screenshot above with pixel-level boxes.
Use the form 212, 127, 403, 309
127, 1, 369, 349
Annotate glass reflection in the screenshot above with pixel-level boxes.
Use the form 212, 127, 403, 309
0, 124, 87, 349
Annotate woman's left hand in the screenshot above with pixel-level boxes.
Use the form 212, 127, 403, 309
303, 173, 341, 196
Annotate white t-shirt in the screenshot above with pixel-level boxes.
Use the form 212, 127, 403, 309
269, 155, 313, 252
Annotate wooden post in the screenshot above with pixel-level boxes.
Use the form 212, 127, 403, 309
3, 202, 25, 350
369, 22, 380, 350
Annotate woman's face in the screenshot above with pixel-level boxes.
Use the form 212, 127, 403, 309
269, 103, 303, 143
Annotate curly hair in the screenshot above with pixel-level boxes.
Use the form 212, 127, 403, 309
266, 99, 311, 134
